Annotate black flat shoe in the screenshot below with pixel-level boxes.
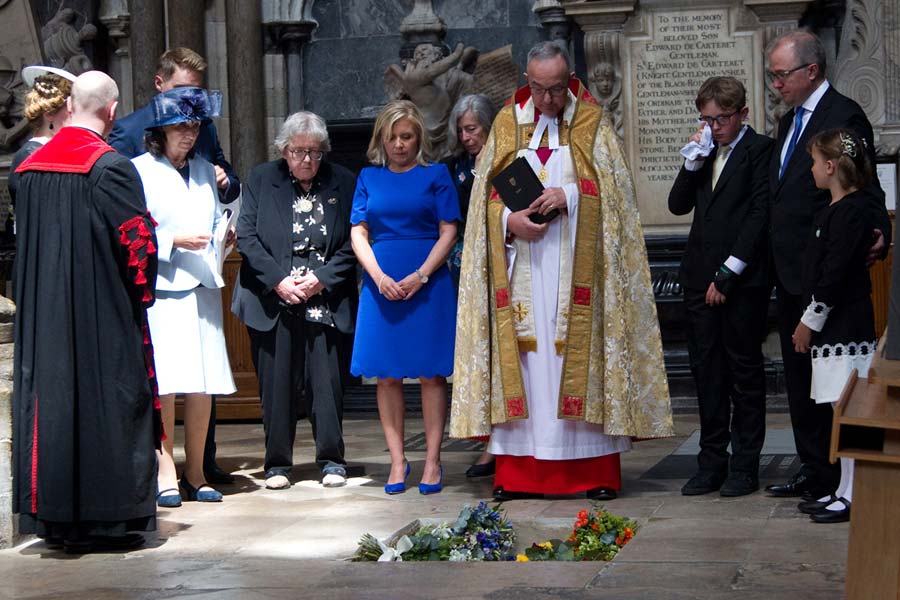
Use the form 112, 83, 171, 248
465, 460, 496, 478
587, 487, 618, 500
204, 464, 235, 485
810, 497, 851, 523
798, 494, 838, 515
720, 472, 758, 497
493, 487, 543, 501
64, 533, 145, 554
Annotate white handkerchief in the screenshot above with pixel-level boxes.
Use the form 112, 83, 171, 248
679, 124, 714, 161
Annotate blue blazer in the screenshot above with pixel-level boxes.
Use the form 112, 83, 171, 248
109, 103, 241, 203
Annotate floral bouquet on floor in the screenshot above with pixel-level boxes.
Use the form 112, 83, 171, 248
520, 507, 637, 562
353, 502, 516, 562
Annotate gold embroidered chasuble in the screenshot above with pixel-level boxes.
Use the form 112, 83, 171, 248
450, 79, 674, 440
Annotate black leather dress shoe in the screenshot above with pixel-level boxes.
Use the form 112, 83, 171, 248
586, 487, 618, 500
493, 487, 543, 501
798, 494, 837, 515
681, 471, 725, 496
720, 472, 758, 497
204, 464, 235, 484
465, 459, 496, 478
764, 473, 815, 497
810, 497, 850, 523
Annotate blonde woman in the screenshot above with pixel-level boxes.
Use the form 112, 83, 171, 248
350, 100, 459, 495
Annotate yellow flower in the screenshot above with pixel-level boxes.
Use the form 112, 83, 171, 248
516, 554, 530, 562
539, 541, 554, 550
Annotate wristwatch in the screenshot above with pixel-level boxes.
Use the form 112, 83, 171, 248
415, 268, 429, 284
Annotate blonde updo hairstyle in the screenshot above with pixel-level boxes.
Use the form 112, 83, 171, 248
806, 128, 872, 190
23, 74, 71, 127
366, 99, 431, 167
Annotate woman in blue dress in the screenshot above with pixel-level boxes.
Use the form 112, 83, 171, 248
350, 100, 460, 495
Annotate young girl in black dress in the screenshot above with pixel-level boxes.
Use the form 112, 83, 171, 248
791, 128, 878, 524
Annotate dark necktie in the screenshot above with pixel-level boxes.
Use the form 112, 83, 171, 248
779, 106, 806, 180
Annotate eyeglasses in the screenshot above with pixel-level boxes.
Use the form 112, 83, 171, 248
697, 111, 739, 127
765, 63, 811, 83
529, 83, 568, 98
286, 148, 324, 161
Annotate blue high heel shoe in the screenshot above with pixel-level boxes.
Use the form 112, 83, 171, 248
384, 462, 411, 495
418, 466, 443, 495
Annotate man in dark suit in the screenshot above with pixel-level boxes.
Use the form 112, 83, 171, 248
109, 47, 240, 204
669, 76, 774, 497
765, 30, 890, 501
110, 47, 241, 484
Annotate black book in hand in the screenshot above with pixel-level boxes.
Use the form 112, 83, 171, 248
490, 156, 559, 224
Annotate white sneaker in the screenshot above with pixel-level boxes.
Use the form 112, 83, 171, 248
265, 474, 291, 490
322, 473, 347, 488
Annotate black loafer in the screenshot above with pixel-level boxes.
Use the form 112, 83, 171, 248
810, 497, 850, 523
720, 472, 759, 497
681, 471, 725, 496
493, 487, 543, 501
798, 494, 837, 515
587, 487, 618, 500
465, 460, 496, 478
764, 473, 815, 497
204, 464, 235, 485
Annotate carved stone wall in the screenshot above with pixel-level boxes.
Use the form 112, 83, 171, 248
0, 296, 16, 549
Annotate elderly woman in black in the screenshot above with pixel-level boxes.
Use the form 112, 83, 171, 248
442, 94, 496, 478
232, 111, 357, 489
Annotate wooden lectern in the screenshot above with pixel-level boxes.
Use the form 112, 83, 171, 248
831, 336, 900, 600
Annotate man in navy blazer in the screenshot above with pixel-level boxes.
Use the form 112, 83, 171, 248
109, 47, 240, 204
764, 30, 890, 503
110, 47, 241, 485
669, 77, 774, 498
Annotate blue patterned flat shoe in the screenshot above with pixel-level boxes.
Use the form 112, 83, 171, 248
180, 478, 223, 502
418, 466, 443, 495
384, 462, 411, 495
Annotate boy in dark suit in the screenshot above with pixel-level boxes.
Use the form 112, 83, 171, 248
764, 30, 890, 504
669, 76, 774, 497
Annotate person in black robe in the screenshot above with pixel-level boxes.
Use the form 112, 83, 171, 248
12, 71, 161, 553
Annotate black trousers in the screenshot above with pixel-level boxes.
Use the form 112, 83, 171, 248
248, 314, 346, 475
684, 286, 769, 476
774, 284, 840, 492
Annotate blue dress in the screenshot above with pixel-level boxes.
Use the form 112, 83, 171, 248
350, 164, 461, 378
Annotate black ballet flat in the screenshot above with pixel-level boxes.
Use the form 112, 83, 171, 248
587, 487, 618, 500
493, 487, 543, 501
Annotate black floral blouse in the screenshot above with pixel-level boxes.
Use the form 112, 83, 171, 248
290, 177, 334, 327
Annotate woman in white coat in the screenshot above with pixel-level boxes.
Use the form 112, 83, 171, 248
132, 87, 235, 506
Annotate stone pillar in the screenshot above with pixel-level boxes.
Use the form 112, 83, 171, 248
266, 23, 316, 114
225, 0, 266, 179
167, 0, 206, 56
744, 0, 814, 135
0, 296, 16, 549
100, 0, 133, 116
560, 1, 636, 140
129, 0, 165, 109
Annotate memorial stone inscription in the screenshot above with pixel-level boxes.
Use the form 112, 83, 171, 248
626, 8, 758, 229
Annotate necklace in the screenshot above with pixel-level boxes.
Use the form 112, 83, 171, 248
298, 192, 314, 213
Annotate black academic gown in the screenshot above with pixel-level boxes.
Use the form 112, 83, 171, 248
12, 126, 161, 539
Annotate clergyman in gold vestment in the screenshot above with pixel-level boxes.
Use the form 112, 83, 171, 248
450, 42, 673, 499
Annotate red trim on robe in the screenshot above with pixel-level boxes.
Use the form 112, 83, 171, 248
15, 126, 114, 175
31, 394, 38, 513
573, 286, 591, 306
495, 288, 510, 309
561, 396, 585, 417
506, 397, 525, 417
579, 177, 599, 197
494, 454, 621, 494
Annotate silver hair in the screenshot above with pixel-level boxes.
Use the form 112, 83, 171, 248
526, 41, 572, 72
766, 30, 827, 77
274, 111, 331, 153
446, 94, 495, 155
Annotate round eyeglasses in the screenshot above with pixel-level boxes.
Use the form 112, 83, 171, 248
286, 148, 324, 161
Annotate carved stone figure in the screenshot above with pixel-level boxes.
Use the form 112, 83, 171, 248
588, 61, 623, 136
41, 5, 97, 75
385, 42, 477, 158
0, 56, 27, 151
